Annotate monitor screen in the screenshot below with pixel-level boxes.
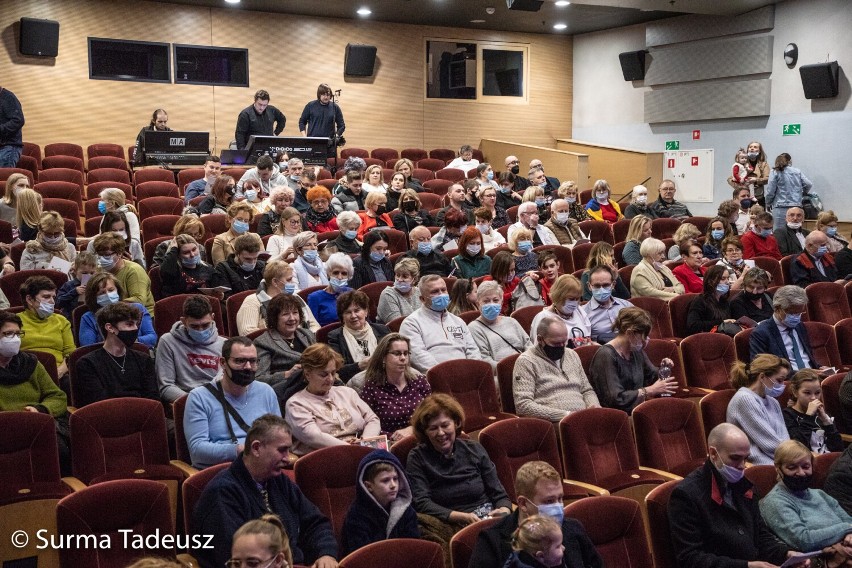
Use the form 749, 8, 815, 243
245, 136, 329, 166
143, 131, 209, 154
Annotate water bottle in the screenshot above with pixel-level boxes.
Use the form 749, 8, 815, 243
658, 363, 673, 397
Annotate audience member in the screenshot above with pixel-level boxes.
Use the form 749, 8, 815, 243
817, 210, 848, 253
742, 211, 782, 259
726, 354, 791, 465
447, 144, 480, 174
718, 199, 742, 236
350, 231, 392, 288
157, 295, 226, 403
261, 186, 298, 236
307, 252, 353, 326
543, 198, 584, 247
304, 186, 338, 233
211, 202, 261, 265
629, 237, 684, 300
356, 192, 392, 238
184, 155, 222, 203
198, 175, 236, 215
529, 160, 560, 194
824, 444, 852, 516
392, 189, 431, 232
503, 156, 529, 194
775, 206, 810, 256
622, 215, 652, 265
235, 89, 286, 150
327, 290, 390, 383
579, 241, 629, 301
435, 183, 471, 227
623, 184, 657, 219
0, 172, 29, 225
733, 187, 755, 234
20, 211, 76, 270
15, 187, 42, 243
449, 227, 490, 279
447, 277, 478, 316
393, 158, 425, 193
56, 252, 96, 319
291, 231, 327, 289
78, 271, 157, 348
482, 251, 522, 316
266, 207, 304, 259
467, 280, 529, 368
210, 233, 265, 299
18, 275, 74, 378
685, 264, 736, 335
588, 307, 677, 414
74, 302, 157, 407
584, 179, 623, 224
99, 187, 141, 243
651, 179, 692, 219
730, 267, 773, 323
362, 164, 388, 194
582, 265, 633, 344
332, 170, 366, 213
783, 369, 844, 454
385, 172, 407, 211
791, 230, 844, 287
255, 293, 316, 386
535, 250, 561, 306
529, 274, 591, 346
668, 423, 792, 567
228, 514, 293, 568
240, 178, 267, 215
432, 207, 468, 252
503, 515, 567, 568
715, 235, 750, 290
838, 233, 852, 280
404, 225, 450, 276
85, 209, 145, 267
159, 234, 217, 297
702, 217, 733, 260
496, 171, 523, 215
399, 274, 481, 372
556, 181, 588, 223
766, 154, 812, 232
669, 222, 701, 260
280, 158, 303, 193
151, 214, 207, 267
508, 202, 559, 247
285, 344, 380, 455
192, 414, 338, 568
673, 243, 707, 293
478, 185, 510, 229
236, 260, 318, 336
508, 227, 540, 279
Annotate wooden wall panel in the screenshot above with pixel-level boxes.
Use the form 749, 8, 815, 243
556, 139, 663, 199
1, 0, 572, 158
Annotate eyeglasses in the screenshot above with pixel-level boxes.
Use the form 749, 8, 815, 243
0, 331, 24, 339
388, 351, 410, 358
225, 557, 282, 568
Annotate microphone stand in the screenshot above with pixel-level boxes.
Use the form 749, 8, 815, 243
329, 90, 340, 176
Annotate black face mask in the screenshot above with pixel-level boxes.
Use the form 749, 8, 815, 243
782, 473, 811, 493
116, 329, 139, 347
376, 205, 388, 216
402, 200, 418, 213
740, 198, 753, 210
229, 367, 256, 387
743, 291, 763, 302
540, 343, 565, 361
510, 165, 520, 175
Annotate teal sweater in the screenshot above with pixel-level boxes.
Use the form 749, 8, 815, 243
450, 253, 492, 279
759, 482, 852, 551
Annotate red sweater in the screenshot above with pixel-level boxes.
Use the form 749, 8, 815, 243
672, 264, 706, 293
740, 230, 782, 260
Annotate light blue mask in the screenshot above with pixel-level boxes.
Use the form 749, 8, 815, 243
591, 286, 612, 303
499, 186, 512, 194
815, 245, 828, 258
370, 251, 385, 263
517, 240, 533, 254
763, 380, 786, 398
417, 242, 433, 255
480, 303, 501, 321
240, 261, 257, 272
330, 277, 349, 292
181, 254, 201, 268
711, 229, 725, 240
394, 280, 412, 294
284, 282, 297, 295
486, 171, 494, 180
760, 229, 772, 238
535, 198, 546, 207
36, 301, 55, 319
537, 502, 564, 525
302, 249, 318, 262
344, 229, 358, 240
232, 220, 249, 234
826, 227, 838, 237
596, 194, 609, 204
784, 313, 802, 328
244, 190, 258, 202
187, 324, 216, 344
98, 254, 116, 270
716, 283, 730, 295
97, 201, 107, 215
431, 293, 450, 312
96, 290, 120, 307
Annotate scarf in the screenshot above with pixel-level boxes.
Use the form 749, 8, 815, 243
342, 324, 377, 364
294, 254, 322, 278
305, 206, 334, 230
26, 233, 73, 260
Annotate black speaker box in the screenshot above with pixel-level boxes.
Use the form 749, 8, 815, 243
344, 44, 377, 77
19, 17, 59, 57
507, 0, 544, 11
618, 50, 647, 81
799, 62, 839, 99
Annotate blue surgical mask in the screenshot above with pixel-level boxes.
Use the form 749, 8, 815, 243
814, 245, 828, 258
480, 303, 501, 321
417, 241, 432, 255
97, 290, 120, 307
711, 229, 725, 240
466, 244, 482, 256
344, 229, 358, 240
98, 254, 116, 270
716, 283, 730, 295
747, 152, 759, 160
763, 379, 786, 398
591, 286, 612, 303
536, 502, 564, 525
394, 280, 412, 294
245, 190, 258, 202
486, 171, 494, 180
561, 300, 578, 315
187, 324, 216, 344
476, 223, 491, 234
430, 293, 450, 312
302, 249, 318, 262
98, 201, 107, 215
826, 227, 838, 237
330, 277, 348, 292
565, 196, 577, 204
517, 240, 533, 254
760, 229, 772, 238
535, 197, 546, 207
232, 220, 249, 234
284, 282, 297, 295
784, 313, 802, 328
36, 301, 54, 319
181, 254, 201, 268
240, 260, 257, 272
499, 186, 512, 194
290, 174, 300, 181
369, 251, 385, 263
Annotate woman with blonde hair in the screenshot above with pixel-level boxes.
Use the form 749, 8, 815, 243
357, 191, 392, 239
20, 211, 76, 271
509, 226, 539, 278
229, 513, 293, 568
584, 179, 623, 224
363, 163, 389, 194
212, 201, 263, 265
529, 274, 592, 347
377, 257, 420, 323
394, 158, 425, 193
622, 214, 652, 265
99, 187, 140, 243
522, 184, 549, 223
1, 172, 29, 225
159, 234, 216, 297
726, 354, 791, 465
669, 222, 701, 260
393, 188, 434, 232
759, 440, 852, 567
15, 187, 43, 242
151, 214, 206, 267
817, 210, 849, 253
557, 181, 588, 222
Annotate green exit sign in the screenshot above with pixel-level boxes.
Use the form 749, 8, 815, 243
783, 124, 801, 136
665, 140, 680, 150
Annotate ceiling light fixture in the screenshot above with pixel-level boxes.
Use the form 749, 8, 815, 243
553, 23, 567, 30
471, 19, 486, 23
555, 1, 570, 6
224, 0, 240, 4
356, 7, 372, 16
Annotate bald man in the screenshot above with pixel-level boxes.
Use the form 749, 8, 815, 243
773, 207, 810, 256
504, 155, 530, 193
668, 423, 803, 568
403, 225, 450, 277
790, 231, 844, 287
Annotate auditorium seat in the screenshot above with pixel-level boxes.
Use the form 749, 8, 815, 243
15, 154, 39, 180
371, 147, 399, 162
44, 142, 84, 161
35, 181, 83, 207
37, 167, 84, 194
780, 255, 793, 285
225, 289, 254, 336
222, 167, 248, 182
340, 147, 369, 159
85, 215, 103, 238
679, 332, 737, 390
386, 315, 405, 333
415, 192, 442, 210
533, 244, 574, 273
435, 167, 465, 182
25, 349, 59, 384
752, 256, 784, 287
471, 149, 485, 162
571, 242, 595, 271
180, 462, 228, 533
645, 480, 680, 568
358, 281, 392, 321
578, 220, 613, 244
200, 214, 229, 240
172, 395, 191, 464
412, 167, 436, 182
87, 155, 128, 171
139, 196, 185, 219
613, 241, 627, 266
86, 180, 132, 201
417, 158, 447, 172
87, 167, 131, 186
493, 352, 520, 413
297, 285, 326, 302
685, 216, 710, 234
563, 495, 654, 568
144, 236, 171, 268
42, 198, 81, 229
699, 389, 736, 439
632, 397, 707, 476
612, 218, 631, 243
806, 281, 851, 324
423, 178, 452, 195
509, 305, 544, 335
86, 143, 125, 161
42, 154, 85, 175
426, 359, 516, 432
668, 293, 699, 339
317, 167, 333, 180
744, 464, 777, 498
813, 452, 841, 489
836, 318, 852, 367
401, 148, 428, 162
0, 219, 12, 243
821, 373, 851, 437
0, 166, 34, 187
651, 218, 681, 240
153, 294, 225, 338
22, 141, 42, 164
177, 167, 205, 190
450, 517, 501, 568
135, 180, 181, 201
134, 167, 176, 186
1, 269, 70, 307
339, 539, 444, 568
429, 148, 455, 162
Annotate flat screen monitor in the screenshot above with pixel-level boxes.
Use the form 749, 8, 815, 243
245, 136, 329, 166
143, 131, 209, 154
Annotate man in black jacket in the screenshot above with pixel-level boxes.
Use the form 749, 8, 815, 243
235, 89, 286, 150
0, 86, 24, 167
774, 207, 810, 257
668, 423, 799, 568
210, 234, 265, 300
468, 461, 602, 568
192, 414, 338, 568
403, 226, 450, 276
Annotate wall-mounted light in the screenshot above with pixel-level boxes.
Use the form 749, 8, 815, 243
553, 23, 567, 30
357, 7, 372, 16
784, 43, 798, 68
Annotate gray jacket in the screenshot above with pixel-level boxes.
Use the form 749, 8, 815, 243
255, 328, 316, 386
156, 321, 226, 402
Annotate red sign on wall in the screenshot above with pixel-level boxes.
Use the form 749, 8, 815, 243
667, 158, 675, 168
691, 156, 699, 166
692, 130, 701, 140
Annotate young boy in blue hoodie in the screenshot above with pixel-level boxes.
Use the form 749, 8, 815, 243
341, 449, 419, 555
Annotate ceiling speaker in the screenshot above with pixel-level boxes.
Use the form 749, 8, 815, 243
344, 44, 377, 77
618, 50, 647, 81
799, 62, 839, 99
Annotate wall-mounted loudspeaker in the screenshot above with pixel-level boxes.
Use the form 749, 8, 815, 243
19, 17, 59, 57
799, 62, 839, 99
344, 44, 377, 77
506, 0, 544, 11
618, 50, 647, 81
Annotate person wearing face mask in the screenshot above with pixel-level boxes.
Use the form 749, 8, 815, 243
198, 175, 238, 216
185, 155, 222, 203
522, 185, 551, 224
790, 230, 845, 287
73, 302, 157, 407
20, 211, 77, 271
78, 272, 157, 348
581, 266, 633, 344
475, 162, 500, 193
814, 210, 847, 255
630, 237, 685, 300
668, 423, 797, 568
392, 189, 434, 235
509, 227, 541, 279
159, 234, 217, 299
686, 265, 739, 335
468, 281, 530, 370
584, 179, 623, 224
307, 252, 354, 326
240, 179, 267, 216
98, 187, 141, 244
356, 192, 392, 239
472, 207, 507, 252
377, 258, 421, 324
508, 202, 559, 248
351, 231, 394, 289
451, 227, 492, 279
85, 210, 145, 267
184, 336, 280, 470
496, 171, 524, 210
469, 461, 603, 568
399, 274, 481, 373
236, 260, 319, 337
766, 153, 812, 233
702, 216, 733, 260
749, 285, 830, 373
404, 225, 451, 277
529, 275, 591, 347
212, 202, 262, 266
18, 276, 75, 379
726, 354, 792, 465
156, 295, 227, 403
730, 267, 773, 324
588, 307, 677, 414
291, 231, 328, 289
732, 187, 755, 234
503, 156, 530, 194
513, 317, 599, 422
774, 207, 811, 257
623, 184, 657, 219
555, 181, 589, 223
760, 440, 852, 565
210, 233, 266, 300
543, 199, 585, 247
580, 241, 629, 301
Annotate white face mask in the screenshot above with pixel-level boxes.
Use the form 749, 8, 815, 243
636, 195, 647, 204
555, 212, 570, 224
0, 336, 21, 358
